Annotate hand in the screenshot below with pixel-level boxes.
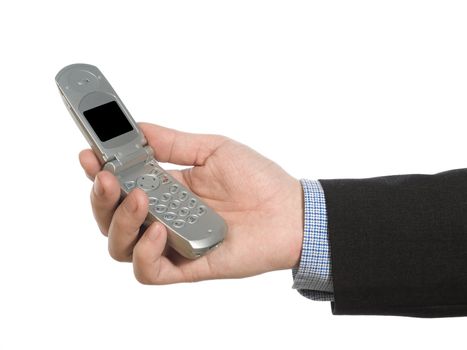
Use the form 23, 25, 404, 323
79, 123, 304, 284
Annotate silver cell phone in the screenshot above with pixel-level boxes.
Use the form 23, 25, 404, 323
56, 63, 227, 259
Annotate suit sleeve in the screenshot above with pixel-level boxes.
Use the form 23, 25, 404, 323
319, 168, 467, 317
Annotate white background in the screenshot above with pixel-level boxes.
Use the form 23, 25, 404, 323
1, 0, 466, 348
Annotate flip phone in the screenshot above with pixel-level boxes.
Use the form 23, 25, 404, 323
56, 64, 227, 259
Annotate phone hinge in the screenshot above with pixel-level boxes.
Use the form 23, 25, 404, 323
103, 145, 153, 174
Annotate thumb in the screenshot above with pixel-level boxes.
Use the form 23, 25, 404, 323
132, 222, 168, 284
139, 122, 228, 166
133, 221, 213, 285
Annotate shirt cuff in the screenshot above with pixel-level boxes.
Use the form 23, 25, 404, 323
292, 179, 334, 301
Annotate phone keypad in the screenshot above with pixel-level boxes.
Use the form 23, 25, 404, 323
150, 197, 204, 228
148, 195, 208, 229
126, 169, 209, 231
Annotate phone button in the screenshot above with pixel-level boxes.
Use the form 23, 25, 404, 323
160, 174, 171, 185
161, 193, 172, 202
148, 197, 159, 206
136, 174, 160, 192
188, 198, 197, 208
169, 184, 179, 194
187, 215, 199, 224
173, 220, 185, 229
169, 200, 181, 210
124, 181, 136, 191
179, 191, 189, 202
196, 205, 207, 216
155, 204, 168, 213
163, 212, 177, 221
178, 207, 190, 217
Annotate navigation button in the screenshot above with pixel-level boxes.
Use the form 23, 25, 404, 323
136, 174, 160, 192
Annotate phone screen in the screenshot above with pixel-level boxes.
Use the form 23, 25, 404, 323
83, 101, 133, 142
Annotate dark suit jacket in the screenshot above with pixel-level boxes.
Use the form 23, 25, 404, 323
319, 168, 467, 317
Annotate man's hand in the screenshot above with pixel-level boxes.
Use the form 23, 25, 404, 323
79, 123, 303, 284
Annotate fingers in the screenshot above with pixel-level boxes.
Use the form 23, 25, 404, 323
80, 123, 228, 170
133, 222, 185, 284
107, 188, 148, 262
89, 169, 217, 282
133, 222, 215, 285
139, 123, 229, 166
91, 171, 121, 236
79, 149, 101, 180
79, 123, 227, 279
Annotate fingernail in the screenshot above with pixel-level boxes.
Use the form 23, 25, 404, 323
93, 175, 104, 196
148, 224, 161, 241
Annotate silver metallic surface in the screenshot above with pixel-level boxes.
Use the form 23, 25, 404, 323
56, 64, 227, 259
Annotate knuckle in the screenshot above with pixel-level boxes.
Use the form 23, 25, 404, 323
133, 250, 163, 285
211, 133, 227, 140
111, 208, 132, 232
209, 135, 229, 147
134, 268, 155, 285
111, 218, 139, 242
215, 134, 231, 143
108, 246, 129, 263
134, 274, 151, 285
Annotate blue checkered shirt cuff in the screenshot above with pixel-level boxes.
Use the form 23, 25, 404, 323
292, 179, 334, 301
